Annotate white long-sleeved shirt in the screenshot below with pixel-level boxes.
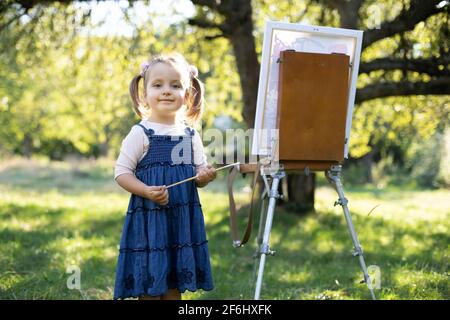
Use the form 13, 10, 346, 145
114, 119, 207, 180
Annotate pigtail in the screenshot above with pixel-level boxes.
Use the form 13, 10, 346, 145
185, 76, 204, 125
129, 74, 145, 117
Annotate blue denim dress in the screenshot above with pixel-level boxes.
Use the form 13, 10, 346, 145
113, 124, 214, 299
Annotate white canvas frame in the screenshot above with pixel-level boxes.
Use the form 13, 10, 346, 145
251, 21, 363, 159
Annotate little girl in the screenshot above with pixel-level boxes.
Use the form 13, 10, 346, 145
113, 53, 217, 300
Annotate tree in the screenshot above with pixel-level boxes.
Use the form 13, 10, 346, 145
1, 0, 449, 209
0, 0, 242, 159
187, 0, 450, 212
0, 2, 138, 158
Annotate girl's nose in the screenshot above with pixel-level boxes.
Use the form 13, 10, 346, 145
162, 87, 171, 96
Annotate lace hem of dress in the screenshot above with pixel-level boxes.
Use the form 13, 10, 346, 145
113, 284, 214, 300
119, 240, 208, 253
126, 202, 201, 214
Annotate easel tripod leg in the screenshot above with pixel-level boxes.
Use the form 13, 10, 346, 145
253, 196, 268, 281
327, 165, 376, 300
254, 174, 283, 300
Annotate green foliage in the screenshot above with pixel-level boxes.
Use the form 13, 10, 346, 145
0, 0, 448, 187
0, 2, 243, 159
348, 95, 449, 186
437, 129, 450, 186
407, 131, 447, 188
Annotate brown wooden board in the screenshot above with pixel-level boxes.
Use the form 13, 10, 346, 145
276, 51, 350, 162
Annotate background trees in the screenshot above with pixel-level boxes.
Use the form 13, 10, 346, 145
187, 0, 449, 209
1, 0, 448, 202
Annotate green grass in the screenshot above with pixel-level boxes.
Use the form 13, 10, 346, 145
0, 157, 448, 300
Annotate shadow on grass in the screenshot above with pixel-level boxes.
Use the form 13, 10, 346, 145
1, 168, 448, 299
0, 202, 124, 299
198, 199, 449, 300
0, 163, 119, 196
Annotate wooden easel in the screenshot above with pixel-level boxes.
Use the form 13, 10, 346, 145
229, 51, 376, 300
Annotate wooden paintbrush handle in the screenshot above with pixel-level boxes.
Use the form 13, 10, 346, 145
165, 162, 240, 189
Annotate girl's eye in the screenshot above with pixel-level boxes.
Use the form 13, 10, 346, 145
173, 84, 181, 89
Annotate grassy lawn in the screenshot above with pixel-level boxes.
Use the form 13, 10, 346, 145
0, 158, 448, 300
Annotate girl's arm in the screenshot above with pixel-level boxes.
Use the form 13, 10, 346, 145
192, 128, 214, 188
116, 173, 168, 205
115, 125, 168, 205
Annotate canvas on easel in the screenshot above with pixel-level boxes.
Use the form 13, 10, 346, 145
276, 50, 350, 170
252, 21, 363, 162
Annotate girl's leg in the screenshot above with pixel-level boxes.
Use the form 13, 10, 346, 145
161, 288, 181, 300
139, 295, 161, 300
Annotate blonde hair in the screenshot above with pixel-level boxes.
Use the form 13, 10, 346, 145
129, 53, 204, 125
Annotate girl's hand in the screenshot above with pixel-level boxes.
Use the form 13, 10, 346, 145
195, 165, 217, 187
145, 185, 169, 206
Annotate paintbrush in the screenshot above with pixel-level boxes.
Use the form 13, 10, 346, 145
165, 162, 240, 189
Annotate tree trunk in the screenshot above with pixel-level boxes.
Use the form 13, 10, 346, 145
284, 173, 316, 214
362, 150, 374, 183
187, 0, 449, 215
220, 0, 316, 212
23, 133, 32, 159
99, 141, 109, 158
225, 3, 260, 129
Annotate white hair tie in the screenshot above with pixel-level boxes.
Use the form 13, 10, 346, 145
189, 65, 198, 78
140, 62, 150, 77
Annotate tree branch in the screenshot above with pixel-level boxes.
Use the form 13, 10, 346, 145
360, 53, 450, 77
187, 17, 221, 30
0, 10, 28, 33
362, 0, 446, 49
356, 77, 450, 103
189, 0, 217, 10
188, 0, 252, 38
313, 0, 363, 28
204, 34, 226, 40
0, 0, 81, 15
187, 17, 230, 36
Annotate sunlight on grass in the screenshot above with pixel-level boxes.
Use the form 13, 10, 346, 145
0, 158, 448, 299
279, 270, 312, 284
391, 268, 449, 300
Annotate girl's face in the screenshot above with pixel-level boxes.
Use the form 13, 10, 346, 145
144, 62, 188, 119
